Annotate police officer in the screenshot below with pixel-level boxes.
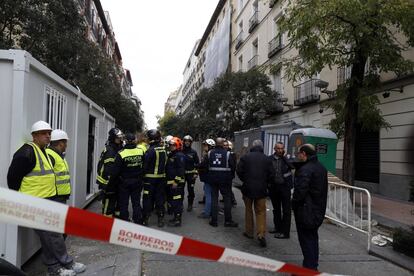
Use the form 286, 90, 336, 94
46, 129, 71, 204
137, 132, 148, 153
97, 127, 123, 217
182, 135, 199, 212
109, 133, 145, 224
142, 129, 167, 227
7, 121, 85, 276
166, 137, 186, 226
205, 137, 238, 227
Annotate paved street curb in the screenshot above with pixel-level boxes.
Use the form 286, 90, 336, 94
369, 247, 414, 273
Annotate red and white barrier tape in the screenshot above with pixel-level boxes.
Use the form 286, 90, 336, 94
0, 188, 332, 276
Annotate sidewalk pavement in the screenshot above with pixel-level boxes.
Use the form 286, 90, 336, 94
368, 194, 414, 273
22, 199, 142, 276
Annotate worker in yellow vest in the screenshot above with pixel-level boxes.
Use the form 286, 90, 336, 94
46, 129, 71, 204
7, 121, 85, 276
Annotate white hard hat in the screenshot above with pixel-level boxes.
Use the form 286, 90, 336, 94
165, 135, 173, 143
183, 135, 193, 142
31, 121, 52, 133
51, 129, 69, 141
205, 139, 216, 147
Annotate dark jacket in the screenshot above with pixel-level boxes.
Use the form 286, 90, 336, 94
182, 147, 199, 174
236, 146, 275, 199
166, 151, 186, 184
96, 142, 122, 190
109, 144, 145, 188
204, 147, 236, 184
269, 154, 294, 190
198, 152, 209, 183
7, 144, 40, 191
292, 155, 328, 229
143, 143, 167, 179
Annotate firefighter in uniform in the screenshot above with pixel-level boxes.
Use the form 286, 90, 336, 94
46, 129, 71, 204
166, 137, 186, 226
109, 133, 145, 224
182, 135, 199, 212
7, 121, 85, 276
205, 137, 238, 227
142, 129, 167, 227
97, 127, 123, 217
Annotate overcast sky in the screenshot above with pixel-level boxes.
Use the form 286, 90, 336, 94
100, 0, 219, 129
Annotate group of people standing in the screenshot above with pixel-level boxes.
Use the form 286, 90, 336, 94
237, 139, 328, 271
6, 121, 328, 274
96, 128, 201, 228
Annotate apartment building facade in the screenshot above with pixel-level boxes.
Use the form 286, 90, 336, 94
76, 0, 135, 99
177, 0, 231, 114
232, 0, 414, 201
171, 0, 414, 200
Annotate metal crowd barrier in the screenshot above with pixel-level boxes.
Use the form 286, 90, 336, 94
325, 174, 372, 252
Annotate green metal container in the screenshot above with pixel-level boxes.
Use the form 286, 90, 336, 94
288, 128, 338, 174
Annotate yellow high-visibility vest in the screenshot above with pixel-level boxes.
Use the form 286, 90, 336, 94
20, 143, 57, 198
46, 148, 71, 196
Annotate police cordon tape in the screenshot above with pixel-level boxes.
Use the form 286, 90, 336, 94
0, 188, 333, 276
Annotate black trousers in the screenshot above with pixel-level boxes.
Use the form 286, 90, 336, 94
211, 181, 232, 223
102, 191, 118, 217
167, 183, 185, 215
269, 187, 291, 235
296, 225, 319, 270
118, 179, 143, 223
184, 174, 196, 205
143, 178, 166, 217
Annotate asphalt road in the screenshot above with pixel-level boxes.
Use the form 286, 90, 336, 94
141, 181, 412, 276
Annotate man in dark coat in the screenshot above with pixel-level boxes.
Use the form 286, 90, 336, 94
292, 144, 328, 271
269, 142, 294, 239
236, 140, 275, 247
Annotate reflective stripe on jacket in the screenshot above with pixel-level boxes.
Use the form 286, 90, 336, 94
46, 148, 71, 196
20, 143, 56, 198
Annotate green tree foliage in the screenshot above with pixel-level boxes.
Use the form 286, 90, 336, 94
279, 0, 414, 184
0, 0, 144, 132
157, 70, 279, 139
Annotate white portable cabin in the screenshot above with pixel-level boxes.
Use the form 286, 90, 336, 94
0, 50, 115, 266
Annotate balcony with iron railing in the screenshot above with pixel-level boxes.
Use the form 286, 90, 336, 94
268, 34, 282, 58
234, 31, 244, 50
294, 79, 321, 106
270, 92, 284, 114
249, 11, 259, 33
248, 55, 259, 70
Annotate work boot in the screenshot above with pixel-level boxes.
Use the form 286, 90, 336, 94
258, 237, 267, 248
47, 267, 76, 276
187, 204, 193, 212
142, 216, 149, 226
224, 221, 238, 227
65, 262, 86, 274
157, 215, 165, 228
168, 214, 182, 227
198, 196, 206, 204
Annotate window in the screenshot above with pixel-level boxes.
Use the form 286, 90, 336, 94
45, 85, 67, 130
252, 38, 258, 56
271, 68, 282, 94
238, 55, 243, 71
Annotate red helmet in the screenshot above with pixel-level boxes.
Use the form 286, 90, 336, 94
169, 137, 183, 151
